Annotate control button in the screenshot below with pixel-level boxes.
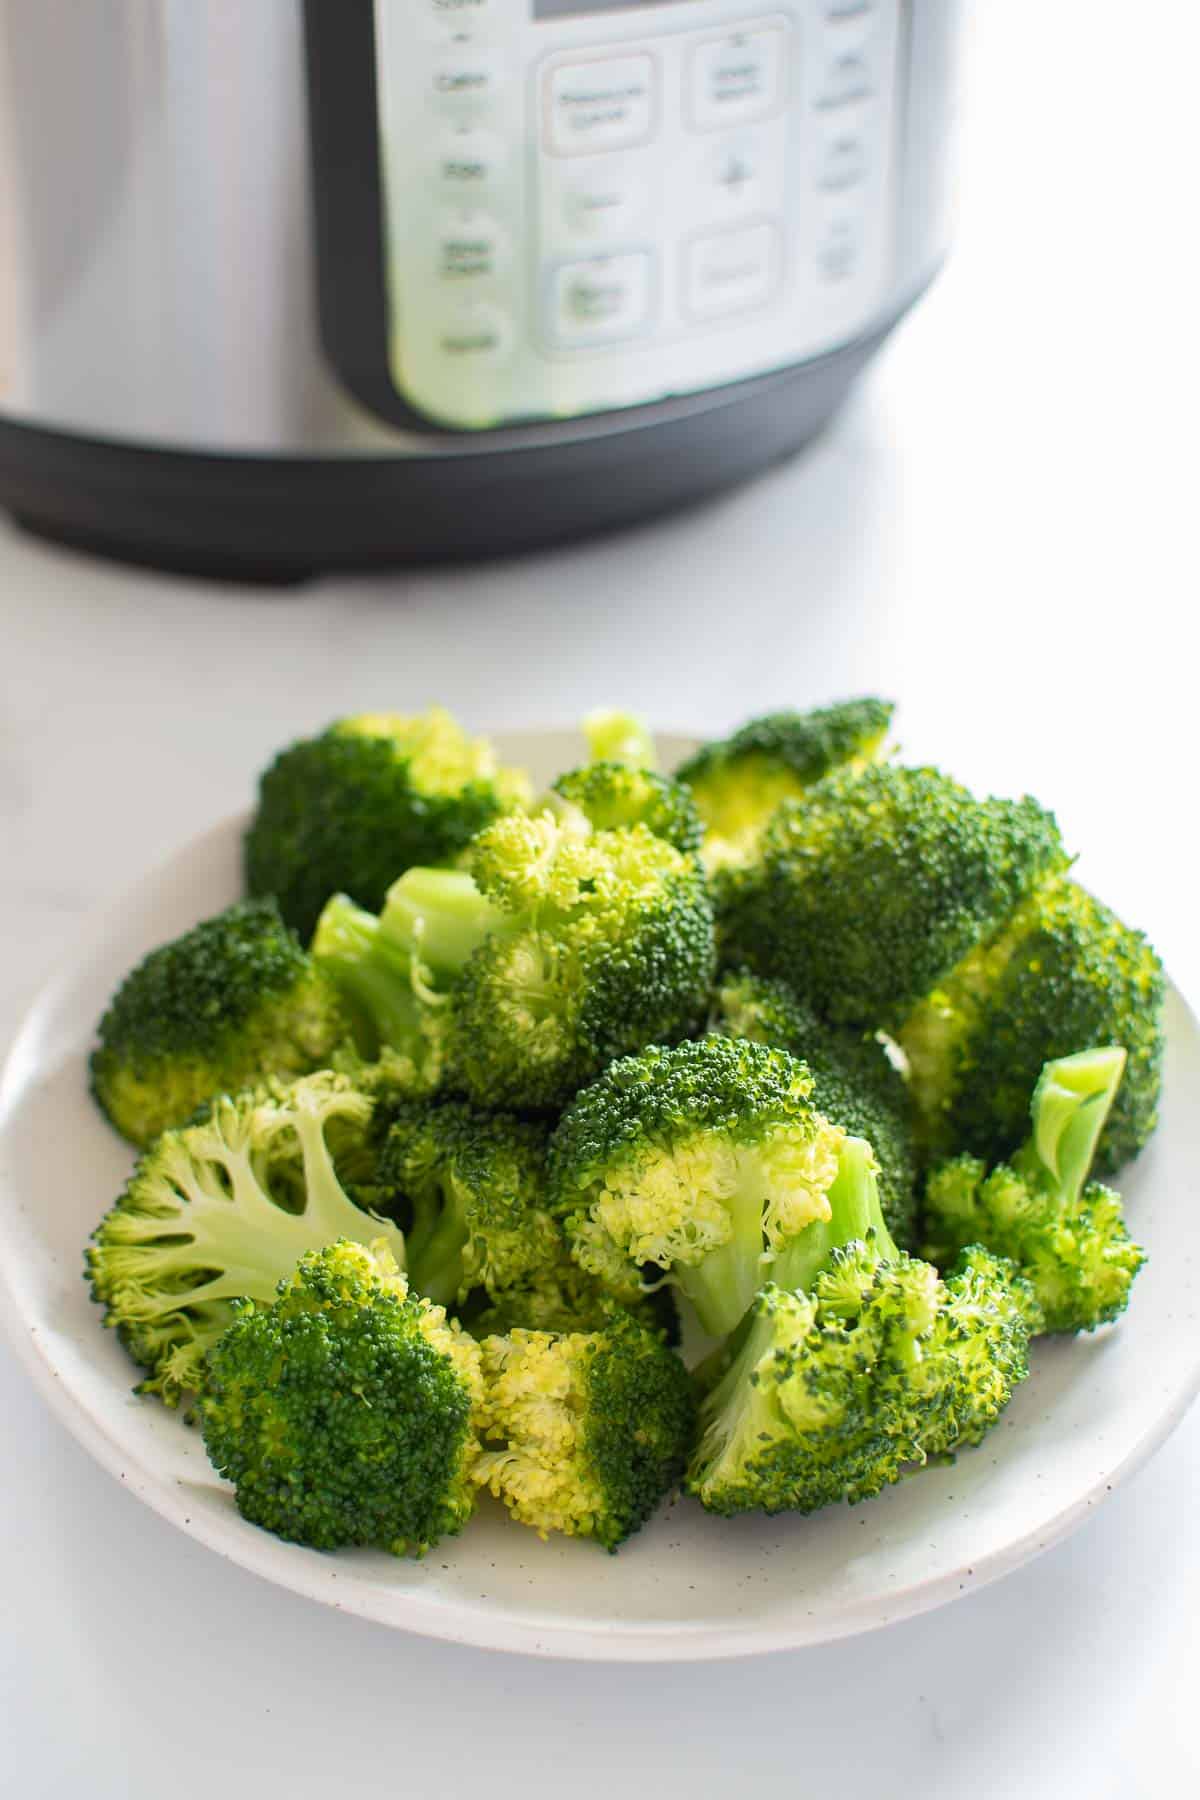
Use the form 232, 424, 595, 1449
818, 122, 869, 191
431, 48, 506, 113
562, 167, 642, 239
432, 128, 506, 194
688, 28, 786, 132
427, 0, 497, 20
684, 222, 779, 318
816, 43, 874, 109
705, 138, 766, 210
437, 212, 508, 281
435, 299, 514, 366
544, 55, 657, 156
815, 211, 862, 282
548, 252, 653, 344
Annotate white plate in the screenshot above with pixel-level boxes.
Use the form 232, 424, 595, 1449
1, 728, 1198, 1662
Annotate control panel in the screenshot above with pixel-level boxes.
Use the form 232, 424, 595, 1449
373, 0, 902, 428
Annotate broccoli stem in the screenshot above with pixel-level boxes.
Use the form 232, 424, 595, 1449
771, 1137, 898, 1296
675, 1178, 772, 1339
379, 868, 507, 980
404, 1176, 470, 1308
310, 894, 425, 1056
1015, 1045, 1127, 1202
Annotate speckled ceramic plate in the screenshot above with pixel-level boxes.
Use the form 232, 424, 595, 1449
1, 729, 1197, 1661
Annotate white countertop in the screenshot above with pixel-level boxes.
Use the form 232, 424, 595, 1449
2, 6, 1197, 1795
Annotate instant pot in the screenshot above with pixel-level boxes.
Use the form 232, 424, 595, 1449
0, 0, 962, 576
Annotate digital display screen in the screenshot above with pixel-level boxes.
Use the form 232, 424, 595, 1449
535, 0, 682, 18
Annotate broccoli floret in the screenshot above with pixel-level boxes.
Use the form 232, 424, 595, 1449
245, 708, 531, 939
899, 876, 1164, 1173
549, 1036, 861, 1339
474, 1308, 695, 1550
552, 762, 703, 856
720, 763, 1065, 1030
686, 1140, 1036, 1517
315, 812, 714, 1112
464, 1255, 682, 1345
675, 698, 894, 869
583, 709, 658, 769
86, 1070, 407, 1404
90, 898, 349, 1149
923, 1048, 1146, 1332
198, 1239, 484, 1555
708, 967, 919, 1249
378, 1100, 561, 1309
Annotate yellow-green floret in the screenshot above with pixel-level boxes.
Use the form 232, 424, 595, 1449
548, 1036, 851, 1339
708, 967, 919, 1250
198, 1240, 484, 1555
86, 1070, 406, 1404
675, 698, 894, 870
90, 897, 349, 1148
719, 762, 1066, 1030
474, 1309, 695, 1550
583, 709, 658, 769
378, 1099, 561, 1309
245, 707, 531, 939
552, 761, 703, 856
899, 876, 1164, 1173
923, 1048, 1146, 1333
687, 1238, 1036, 1518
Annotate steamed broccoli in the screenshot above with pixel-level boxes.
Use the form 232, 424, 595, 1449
198, 1239, 484, 1555
86, 1070, 407, 1404
90, 898, 349, 1148
552, 762, 703, 856
675, 698, 894, 869
899, 877, 1164, 1173
315, 810, 715, 1112
474, 1308, 695, 1549
708, 967, 919, 1249
378, 1100, 561, 1309
923, 1048, 1146, 1332
583, 709, 657, 769
464, 1259, 682, 1344
686, 1139, 1036, 1516
549, 1036, 860, 1339
245, 708, 531, 939
719, 763, 1065, 1030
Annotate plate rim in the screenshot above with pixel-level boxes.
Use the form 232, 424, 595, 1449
2, 734, 1197, 1662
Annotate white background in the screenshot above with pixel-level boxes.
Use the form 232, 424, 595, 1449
2, 3, 1198, 1794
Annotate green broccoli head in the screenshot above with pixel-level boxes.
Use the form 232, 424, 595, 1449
378, 1099, 560, 1309
90, 897, 350, 1149
899, 876, 1164, 1174
474, 1308, 695, 1550
708, 967, 919, 1250
245, 708, 532, 939
549, 1036, 859, 1339
719, 763, 1066, 1030
582, 709, 658, 769
86, 1070, 407, 1404
463, 1256, 682, 1345
675, 698, 894, 869
686, 1237, 1035, 1518
551, 761, 703, 856
923, 1048, 1146, 1333
198, 1239, 484, 1555
454, 812, 715, 1109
